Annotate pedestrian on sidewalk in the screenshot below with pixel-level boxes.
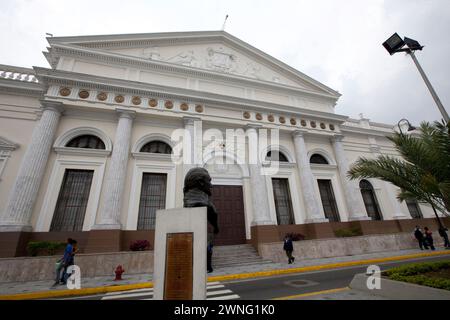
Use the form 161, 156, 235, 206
283, 234, 295, 264
53, 238, 73, 286
423, 227, 435, 251
413, 226, 426, 250
438, 226, 450, 248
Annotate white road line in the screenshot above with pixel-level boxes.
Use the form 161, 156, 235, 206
101, 292, 154, 300
207, 294, 240, 300
206, 285, 225, 290
207, 282, 220, 285
105, 288, 153, 296
206, 289, 232, 296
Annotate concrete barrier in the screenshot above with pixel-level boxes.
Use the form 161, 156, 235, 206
257, 232, 444, 263
0, 250, 153, 283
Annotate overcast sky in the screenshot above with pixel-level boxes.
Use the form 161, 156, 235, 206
1, 0, 449, 125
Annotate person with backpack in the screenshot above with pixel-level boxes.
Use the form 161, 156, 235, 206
283, 234, 295, 264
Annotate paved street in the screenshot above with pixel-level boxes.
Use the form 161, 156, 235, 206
55, 254, 449, 300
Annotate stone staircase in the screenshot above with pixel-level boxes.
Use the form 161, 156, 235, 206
211, 244, 273, 268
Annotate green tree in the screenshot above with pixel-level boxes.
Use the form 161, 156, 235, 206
348, 120, 450, 222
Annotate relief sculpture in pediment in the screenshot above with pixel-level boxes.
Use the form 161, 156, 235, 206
205, 47, 238, 73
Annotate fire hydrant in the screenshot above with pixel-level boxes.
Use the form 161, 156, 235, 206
114, 265, 125, 281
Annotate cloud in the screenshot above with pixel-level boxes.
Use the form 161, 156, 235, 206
0, 0, 448, 124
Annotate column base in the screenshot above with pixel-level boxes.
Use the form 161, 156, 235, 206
305, 217, 329, 223
0, 224, 32, 232
91, 223, 122, 230
251, 220, 277, 226
348, 216, 372, 221
392, 214, 409, 220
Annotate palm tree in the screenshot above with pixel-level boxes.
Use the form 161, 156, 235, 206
348, 120, 450, 225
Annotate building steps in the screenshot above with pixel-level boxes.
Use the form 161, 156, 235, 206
211, 244, 273, 268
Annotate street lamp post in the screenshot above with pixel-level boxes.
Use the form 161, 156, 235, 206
396, 118, 416, 136
383, 33, 450, 123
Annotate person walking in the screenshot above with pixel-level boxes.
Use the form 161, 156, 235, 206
438, 226, 450, 248
423, 227, 435, 251
62, 239, 78, 284
53, 238, 73, 286
413, 226, 426, 250
283, 235, 295, 264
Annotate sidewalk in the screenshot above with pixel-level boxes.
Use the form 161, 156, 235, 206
1, 247, 449, 298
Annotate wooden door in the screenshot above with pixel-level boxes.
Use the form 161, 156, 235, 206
210, 185, 246, 246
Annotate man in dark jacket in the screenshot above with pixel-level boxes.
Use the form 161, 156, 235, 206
414, 226, 426, 250
438, 226, 450, 248
283, 235, 295, 264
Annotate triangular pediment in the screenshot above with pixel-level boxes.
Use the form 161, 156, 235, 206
47, 31, 340, 97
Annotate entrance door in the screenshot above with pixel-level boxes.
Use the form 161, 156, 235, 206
210, 185, 246, 246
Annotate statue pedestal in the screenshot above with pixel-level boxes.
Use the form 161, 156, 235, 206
153, 207, 207, 300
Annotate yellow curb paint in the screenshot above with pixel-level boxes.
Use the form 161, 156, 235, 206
272, 287, 350, 300
1, 249, 449, 300
207, 250, 450, 283
0, 282, 153, 300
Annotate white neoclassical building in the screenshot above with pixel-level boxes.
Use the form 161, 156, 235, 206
0, 31, 442, 257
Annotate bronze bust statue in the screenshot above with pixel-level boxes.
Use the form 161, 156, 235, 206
183, 167, 219, 234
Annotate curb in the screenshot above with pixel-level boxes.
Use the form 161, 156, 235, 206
1, 250, 449, 300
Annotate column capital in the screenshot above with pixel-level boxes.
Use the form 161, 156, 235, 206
116, 108, 136, 119
330, 133, 345, 143
245, 123, 263, 131
183, 116, 201, 126
291, 129, 308, 139
40, 100, 64, 114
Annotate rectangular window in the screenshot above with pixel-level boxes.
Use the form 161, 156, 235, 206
317, 179, 340, 222
272, 178, 295, 225
50, 169, 94, 231
406, 199, 423, 219
137, 173, 167, 230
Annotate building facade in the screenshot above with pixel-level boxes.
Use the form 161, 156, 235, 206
0, 31, 441, 257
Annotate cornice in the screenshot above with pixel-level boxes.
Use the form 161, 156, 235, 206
34, 67, 348, 123
340, 124, 395, 138
47, 43, 338, 101
0, 78, 42, 97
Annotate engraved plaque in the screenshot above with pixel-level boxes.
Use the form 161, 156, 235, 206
164, 232, 193, 300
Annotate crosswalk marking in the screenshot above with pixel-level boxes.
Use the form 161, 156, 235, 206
206, 289, 232, 296
208, 294, 240, 300
100, 282, 239, 300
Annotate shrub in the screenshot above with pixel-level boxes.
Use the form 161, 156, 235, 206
284, 233, 305, 241
26, 241, 66, 257
383, 260, 450, 291
130, 240, 150, 251
334, 227, 362, 238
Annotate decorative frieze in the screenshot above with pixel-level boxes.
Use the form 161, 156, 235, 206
115, 95, 125, 103
59, 87, 71, 96
78, 90, 89, 99
132, 96, 141, 105
97, 92, 108, 101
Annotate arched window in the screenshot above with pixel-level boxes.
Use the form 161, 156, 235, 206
359, 180, 383, 220
140, 140, 172, 154
266, 150, 289, 162
66, 135, 105, 149
310, 154, 329, 164
406, 199, 423, 219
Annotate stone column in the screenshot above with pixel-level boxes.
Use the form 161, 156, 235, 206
0, 101, 63, 231
94, 108, 135, 229
247, 125, 274, 225
292, 130, 327, 223
385, 182, 408, 219
331, 134, 370, 221
370, 142, 408, 219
